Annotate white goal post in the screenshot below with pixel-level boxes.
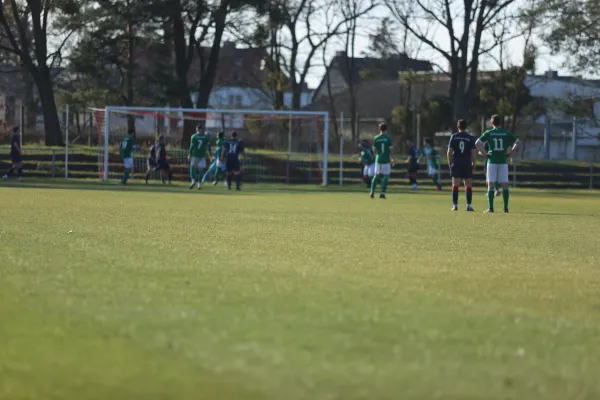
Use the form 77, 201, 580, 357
93, 106, 330, 185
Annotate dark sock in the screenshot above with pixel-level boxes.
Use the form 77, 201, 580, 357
123, 170, 129, 183
227, 175, 232, 188
495, 182, 500, 192
433, 175, 439, 187
487, 189, 495, 210
381, 176, 389, 194
370, 175, 380, 193
466, 187, 473, 206
363, 176, 370, 186
17, 168, 22, 178
235, 174, 241, 189
503, 188, 509, 209
6, 168, 14, 176
452, 185, 459, 205
409, 176, 415, 185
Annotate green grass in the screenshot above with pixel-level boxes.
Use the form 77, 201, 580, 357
1, 181, 600, 400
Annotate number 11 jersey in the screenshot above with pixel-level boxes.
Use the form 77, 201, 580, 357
448, 131, 475, 166
478, 128, 518, 164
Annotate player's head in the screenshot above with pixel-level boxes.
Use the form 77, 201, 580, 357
11, 126, 19, 134
491, 114, 502, 128
457, 119, 467, 131
196, 124, 203, 133
127, 129, 135, 137
158, 135, 165, 144
218, 131, 225, 139
379, 122, 387, 133
360, 139, 369, 148
231, 131, 238, 139
424, 138, 433, 148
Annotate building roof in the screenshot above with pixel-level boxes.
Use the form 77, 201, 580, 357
307, 78, 451, 118
312, 53, 433, 100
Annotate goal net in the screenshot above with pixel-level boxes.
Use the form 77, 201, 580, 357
92, 107, 330, 185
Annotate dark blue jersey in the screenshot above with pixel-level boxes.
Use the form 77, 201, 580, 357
224, 139, 244, 161
448, 131, 475, 164
10, 133, 20, 156
408, 146, 419, 164
148, 144, 156, 161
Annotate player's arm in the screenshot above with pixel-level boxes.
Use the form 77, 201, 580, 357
389, 141, 395, 166
446, 137, 453, 168
506, 135, 520, 157
475, 136, 486, 155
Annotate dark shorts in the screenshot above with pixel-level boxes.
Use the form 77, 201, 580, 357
408, 163, 419, 174
147, 159, 157, 169
11, 154, 21, 164
451, 163, 473, 179
157, 160, 170, 171
226, 159, 240, 172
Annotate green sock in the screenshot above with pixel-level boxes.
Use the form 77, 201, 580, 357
198, 169, 204, 183
123, 170, 129, 183
503, 188, 509, 209
381, 176, 389, 194
370, 176, 380, 193
495, 182, 500, 191
487, 189, 495, 210
190, 167, 196, 181
433, 175, 439, 186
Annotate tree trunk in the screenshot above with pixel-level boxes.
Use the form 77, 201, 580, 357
34, 69, 63, 146
196, 5, 227, 109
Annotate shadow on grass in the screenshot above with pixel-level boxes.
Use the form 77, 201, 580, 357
1, 179, 599, 199
519, 211, 600, 217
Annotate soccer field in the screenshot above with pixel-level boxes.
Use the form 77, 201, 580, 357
1, 181, 600, 400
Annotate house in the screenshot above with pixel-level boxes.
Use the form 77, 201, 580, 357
522, 71, 600, 160
311, 52, 433, 103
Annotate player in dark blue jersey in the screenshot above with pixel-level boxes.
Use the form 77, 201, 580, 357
482, 142, 500, 197
406, 140, 420, 190
221, 131, 246, 191
3, 126, 23, 181
447, 119, 476, 211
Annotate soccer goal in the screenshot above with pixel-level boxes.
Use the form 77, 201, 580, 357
91, 106, 330, 185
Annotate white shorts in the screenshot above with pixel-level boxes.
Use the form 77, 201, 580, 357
374, 163, 391, 176
486, 163, 509, 183
363, 164, 375, 177
427, 167, 437, 176
190, 157, 206, 169
216, 159, 226, 171
123, 157, 133, 169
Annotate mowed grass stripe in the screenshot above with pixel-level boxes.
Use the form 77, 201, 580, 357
1, 183, 600, 399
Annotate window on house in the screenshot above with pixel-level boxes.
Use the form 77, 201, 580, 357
228, 94, 243, 108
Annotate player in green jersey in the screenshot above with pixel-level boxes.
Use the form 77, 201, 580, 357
200, 131, 228, 186
188, 125, 211, 190
421, 138, 442, 191
371, 123, 394, 199
475, 114, 520, 213
359, 139, 375, 188
120, 130, 135, 184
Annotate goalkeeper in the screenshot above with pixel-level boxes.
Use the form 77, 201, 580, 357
200, 131, 227, 186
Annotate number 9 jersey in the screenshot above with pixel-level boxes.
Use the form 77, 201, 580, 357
448, 131, 475, 165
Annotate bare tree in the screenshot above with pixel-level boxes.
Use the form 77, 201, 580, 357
384, 0, 521, 120
0, 0, 80, 145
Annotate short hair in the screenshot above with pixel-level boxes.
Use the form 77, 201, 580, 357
231, 131, 238, 138
218, 131, 225, 139
457, 119, 468, 130
379, 123, 387, 132
12, 126, 19, 133
424, 138, 433, 146
128, 129, 135, 135
196, 124, 203, 131
491, 115, 502, 127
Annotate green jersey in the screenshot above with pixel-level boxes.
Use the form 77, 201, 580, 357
422, 146, 439, 168
373, 133, 393, 164
189, 133, 211, 158
360, 146, 375, 165
213, 138, 227, 159
120, 135, 134, 158
478, 128, 518, 164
